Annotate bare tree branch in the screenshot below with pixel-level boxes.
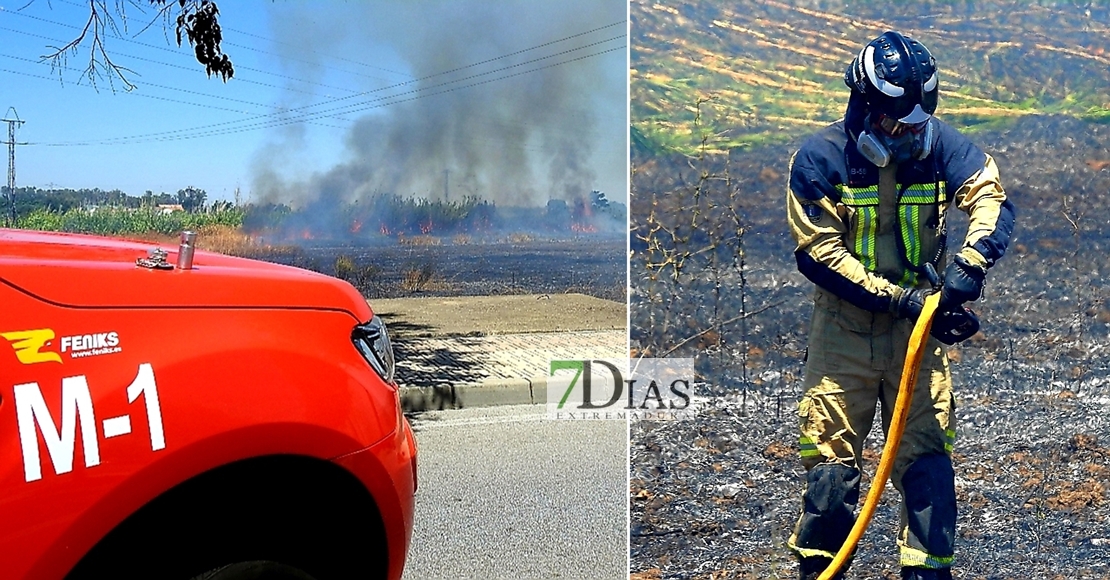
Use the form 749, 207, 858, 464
36, 0, 233, 90
660, 300, 786, 358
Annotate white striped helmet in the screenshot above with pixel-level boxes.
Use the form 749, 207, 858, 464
845, 31, 938, 124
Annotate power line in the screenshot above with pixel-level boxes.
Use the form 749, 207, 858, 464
46, 0, 406, 83
407, 20, 625, 81
0, 34, 623, 146
225, 18, 626, 84
222, 39, 400, 85
220, 19, 625, 89
221, 26, 410, 78
34, 44, 625, 146
42, 0, 625, 84
38, 36, 626, 146
0, 7, 626, 147
0, 66, 350, 131
117, 49, 360, 98
0, 14, 377, 95
0, 24, 361, 99
1, 8, 625, 97
0, 9, 625, 145
0, 52, 265, 110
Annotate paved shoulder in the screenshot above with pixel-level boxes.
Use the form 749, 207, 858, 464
370, 293, 627, 336
369, 294, 628, 411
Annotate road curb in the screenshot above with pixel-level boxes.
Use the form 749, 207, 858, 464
401, 375, 551, 412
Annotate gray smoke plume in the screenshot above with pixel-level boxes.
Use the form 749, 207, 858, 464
251, 0, 627, 217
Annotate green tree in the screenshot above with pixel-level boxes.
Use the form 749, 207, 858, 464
176, 186, 208, 213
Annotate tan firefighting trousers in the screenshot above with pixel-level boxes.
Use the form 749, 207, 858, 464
788, 287, 956, 568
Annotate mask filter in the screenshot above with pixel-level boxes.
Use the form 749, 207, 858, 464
856, 131, 891, 167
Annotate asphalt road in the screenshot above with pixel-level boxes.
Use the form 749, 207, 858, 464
402, 404, 627, 579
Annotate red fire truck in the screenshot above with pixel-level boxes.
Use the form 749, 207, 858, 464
0, 229, 416, 579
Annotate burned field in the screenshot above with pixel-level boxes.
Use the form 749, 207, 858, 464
253, 233, 627, 302
236, 191, 628, 302
630, 391, 1110, 580
629, 115, 1110, 579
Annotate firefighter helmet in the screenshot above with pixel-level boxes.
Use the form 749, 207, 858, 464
845, 31, 938, 124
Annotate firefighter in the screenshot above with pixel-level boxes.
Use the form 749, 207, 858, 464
784, 31, 1016, 580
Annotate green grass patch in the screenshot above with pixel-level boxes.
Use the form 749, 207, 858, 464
16, 206, 244, 236
633, 0, 1110, 154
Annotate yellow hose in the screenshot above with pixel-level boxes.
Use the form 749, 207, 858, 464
817, 292, 941, 580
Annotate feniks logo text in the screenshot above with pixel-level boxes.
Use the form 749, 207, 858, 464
2, 329, 122, 364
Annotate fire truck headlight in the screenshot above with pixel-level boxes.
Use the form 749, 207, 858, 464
352, 315, 396, 384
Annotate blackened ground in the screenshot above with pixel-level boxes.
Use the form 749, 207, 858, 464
629, 115, 1110, 579
254, 234, 627, 302
630, 384, 1110, 580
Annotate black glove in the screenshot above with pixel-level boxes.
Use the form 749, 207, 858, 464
895, 288, 929, 321
940, 254, 986, 309
931, 305, 981, 344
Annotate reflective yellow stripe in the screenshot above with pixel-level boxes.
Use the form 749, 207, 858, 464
842, 179, 947, 282
853, 206, 877, 271
899, 541, 954, 568
898, 183, 937, 205
799, 436, 821, 457
838, 181, 943, 205
897, 202, 921, 287
788, 535, 838, 560
944, 429, 956, 453
903, 205, 921, 264
836, 183, 879, 206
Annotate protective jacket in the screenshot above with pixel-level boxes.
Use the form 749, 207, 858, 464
787, 117, 1015, 309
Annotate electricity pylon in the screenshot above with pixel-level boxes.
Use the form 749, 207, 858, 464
2, 108, 26, 227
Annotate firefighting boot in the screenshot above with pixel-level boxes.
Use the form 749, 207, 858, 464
799, 556, 844, 580
901, 567, 953, 580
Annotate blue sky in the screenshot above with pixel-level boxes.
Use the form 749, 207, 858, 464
0, 1, 627, 205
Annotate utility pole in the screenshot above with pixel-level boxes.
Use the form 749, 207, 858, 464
443, 169, 450, 203
2, 108, 26, 227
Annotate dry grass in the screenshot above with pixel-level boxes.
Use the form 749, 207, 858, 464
507, 232, 534, 244
401, 263, 451, 293
398, 234, 442, 246
126, 225, 300, 259
452, 234, 472, 245
332, 255, 382, 294
192, 225, 264, 255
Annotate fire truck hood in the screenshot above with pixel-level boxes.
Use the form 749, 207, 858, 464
0, 229, 373, 318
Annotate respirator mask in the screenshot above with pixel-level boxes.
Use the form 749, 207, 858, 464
856, 106, 934, 167
844, 31, 940, 167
